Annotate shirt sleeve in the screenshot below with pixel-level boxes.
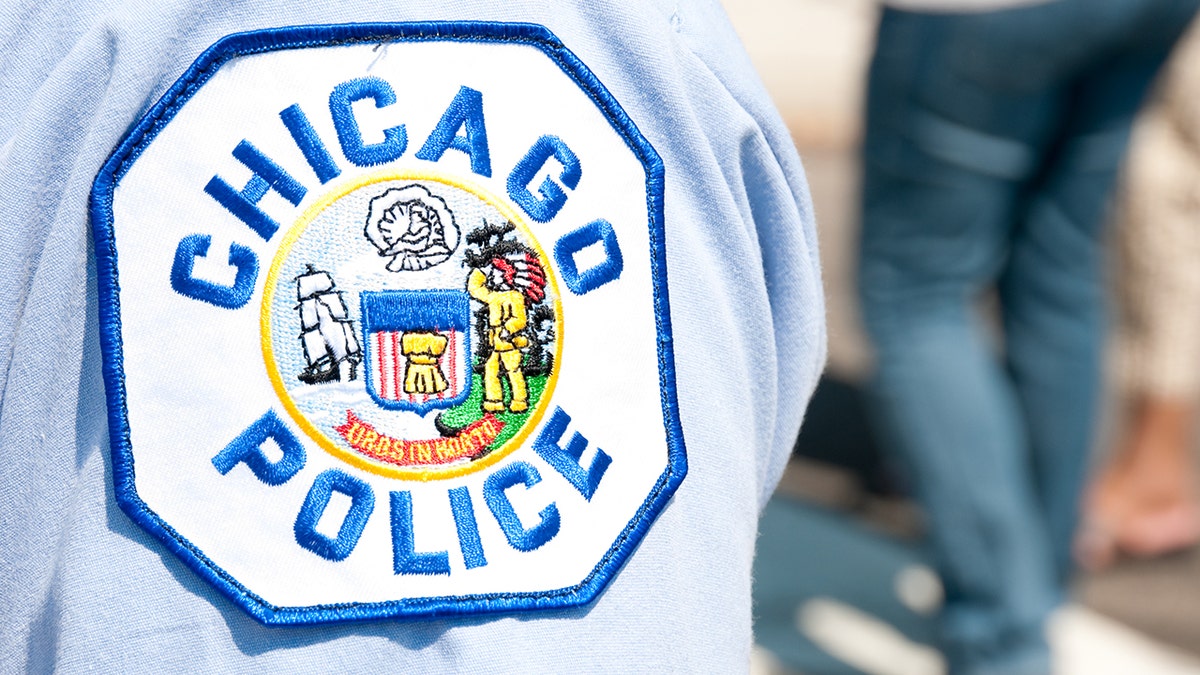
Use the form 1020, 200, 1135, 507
0, 1, 824, 671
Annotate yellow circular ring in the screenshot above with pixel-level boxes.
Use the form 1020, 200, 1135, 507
261, 169, 564, 481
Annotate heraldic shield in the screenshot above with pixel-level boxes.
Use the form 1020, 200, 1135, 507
360, 289, 472, 415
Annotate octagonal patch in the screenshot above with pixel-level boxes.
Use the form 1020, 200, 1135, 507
90, 22, 685, 624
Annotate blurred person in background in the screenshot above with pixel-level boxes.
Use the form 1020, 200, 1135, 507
856, 1, 1198, 673
1079, 23, 1200, 570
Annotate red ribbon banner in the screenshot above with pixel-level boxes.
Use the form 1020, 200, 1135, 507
334, 410, 504, 467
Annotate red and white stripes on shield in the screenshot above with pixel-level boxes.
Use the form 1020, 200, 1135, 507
372, 328, 460, 403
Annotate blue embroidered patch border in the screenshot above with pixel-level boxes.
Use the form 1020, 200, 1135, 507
89, 21, 684, 625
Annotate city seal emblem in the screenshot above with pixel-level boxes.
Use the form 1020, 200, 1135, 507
91, 22, 685, 624
264, 175, 563, 472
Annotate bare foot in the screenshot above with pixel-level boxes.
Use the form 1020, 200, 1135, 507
1076, 396, 1200, 570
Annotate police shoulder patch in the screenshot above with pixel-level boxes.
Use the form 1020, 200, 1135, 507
90, 22, 685, 623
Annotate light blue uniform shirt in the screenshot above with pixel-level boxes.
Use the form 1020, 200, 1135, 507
0, 1, 825, 671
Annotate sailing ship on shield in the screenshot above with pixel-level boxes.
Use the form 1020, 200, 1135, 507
295, 265, 362, 384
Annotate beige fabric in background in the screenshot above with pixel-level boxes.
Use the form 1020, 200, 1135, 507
1114, 21, 1200, 398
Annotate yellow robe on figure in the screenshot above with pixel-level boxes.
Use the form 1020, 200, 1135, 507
467, 268, 530, 413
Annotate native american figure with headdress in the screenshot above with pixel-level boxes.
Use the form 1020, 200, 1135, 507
464, 222, 549, 414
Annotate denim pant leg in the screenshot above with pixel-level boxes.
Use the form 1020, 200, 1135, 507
1000, 12, 1197, 586
859, 137, 1059, 674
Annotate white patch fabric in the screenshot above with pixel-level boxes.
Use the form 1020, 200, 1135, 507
90, 23, 685, 624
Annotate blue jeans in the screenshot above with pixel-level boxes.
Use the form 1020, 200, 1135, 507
857, 2, 1197, 672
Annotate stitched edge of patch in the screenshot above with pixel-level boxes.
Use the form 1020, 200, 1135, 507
88, 20, 685, 624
